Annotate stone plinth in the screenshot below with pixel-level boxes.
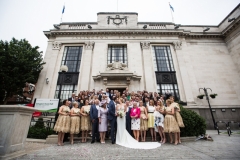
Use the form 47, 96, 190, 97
0, 105, 37, 160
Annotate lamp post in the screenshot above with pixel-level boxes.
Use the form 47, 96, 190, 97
199, 87, 216, 129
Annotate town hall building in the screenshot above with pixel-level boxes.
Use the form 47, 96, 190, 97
33, 4, 240, 128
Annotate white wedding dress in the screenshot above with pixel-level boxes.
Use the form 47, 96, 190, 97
116, 105, 161, 149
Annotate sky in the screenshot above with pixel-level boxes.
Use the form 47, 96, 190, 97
0, 0, 239, 58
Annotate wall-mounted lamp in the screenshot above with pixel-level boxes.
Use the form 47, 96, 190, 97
88, 25, 92, 29
228, 18, 235, 22
203, 27, 210, 32
221, 109, 226, 112
60, 65, 68, 72
212, 109, 216, 112
174, 24, 181, 29
46, 78, 49, 84
143, 25, 147, 29
231, 109, 236, 112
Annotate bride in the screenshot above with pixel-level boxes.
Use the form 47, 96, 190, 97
116, 98, 161, 149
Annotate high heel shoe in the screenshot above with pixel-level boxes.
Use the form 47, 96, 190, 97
71, 141, 73, 145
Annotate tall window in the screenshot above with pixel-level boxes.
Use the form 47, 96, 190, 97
152, 46, 179, 100
61, 47, 82, 72
55, 46, 82, 101
107, 45, 127, 65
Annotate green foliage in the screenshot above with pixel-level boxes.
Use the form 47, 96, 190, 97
180, 105, 206, 137
0, 38, 45, 104
27, 118, 54, 139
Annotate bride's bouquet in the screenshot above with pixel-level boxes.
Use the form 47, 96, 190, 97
117, 110, 125, 118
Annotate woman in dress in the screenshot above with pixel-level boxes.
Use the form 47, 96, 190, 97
170, 96, 185, 144
80, 100, 91, 142
69, 102, 81, 144
139, 101, 148, 142
98, 101, 108, 143
164, 99, 180, 145
154, 100, 165, 143
130, 102, 141, 141
146, 100, 157, 141
54, 99, 71, 146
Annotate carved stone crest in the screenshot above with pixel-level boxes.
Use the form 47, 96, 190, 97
107, 15, 127, 25
107, 61, 127, 70
140, 41, 150, 49
52, 42, 62, 50
173, 41, 182, 50
85, 41, 95, 50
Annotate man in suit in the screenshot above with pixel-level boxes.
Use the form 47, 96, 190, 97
90, 99, 100, 144
107, 96, 117, 144
125, 100, 133, 137
143, 97, 149, 107
98, 91, 102, 102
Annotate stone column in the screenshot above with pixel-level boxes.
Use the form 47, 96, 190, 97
0, 106, 37, 159
79, 41, 95, 90
140, 41, 156, 91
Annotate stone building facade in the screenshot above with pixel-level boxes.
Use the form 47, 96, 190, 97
33, 4, 240, 128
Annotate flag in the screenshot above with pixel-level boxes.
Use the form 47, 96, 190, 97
169, 3, 174, 12
62, 5, 65, 14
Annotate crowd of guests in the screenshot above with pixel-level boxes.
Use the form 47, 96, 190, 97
54, 88, 184, 146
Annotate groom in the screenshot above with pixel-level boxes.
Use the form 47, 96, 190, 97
90, 99, 100, 143
107, 96, 117, 144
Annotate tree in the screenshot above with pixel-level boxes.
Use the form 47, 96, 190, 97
0, 38, 45, 104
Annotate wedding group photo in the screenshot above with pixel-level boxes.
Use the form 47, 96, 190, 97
54, 88, 184, 148
0, 0, 240, 159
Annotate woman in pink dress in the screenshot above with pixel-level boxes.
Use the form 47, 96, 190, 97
130, 102, 141, 141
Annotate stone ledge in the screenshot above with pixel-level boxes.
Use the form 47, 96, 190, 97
26, 138, 46, 143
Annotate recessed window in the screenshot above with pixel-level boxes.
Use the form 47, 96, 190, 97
107, 45, 127, 65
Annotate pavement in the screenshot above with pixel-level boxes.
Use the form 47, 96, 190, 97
16, 130, 240, 160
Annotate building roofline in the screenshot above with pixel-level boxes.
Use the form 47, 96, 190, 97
218, 3, 240, 26
97, 12, 138, 15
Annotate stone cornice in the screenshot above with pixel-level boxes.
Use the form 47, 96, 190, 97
44, 30, 225, 39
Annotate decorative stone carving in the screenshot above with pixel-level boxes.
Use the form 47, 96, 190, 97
107, 15, 127, 25
140, 41, 150, 49
85, 41, 95, 50
107, 61, 127, 70
173, 41, 182, 50
52, 41, 62, 50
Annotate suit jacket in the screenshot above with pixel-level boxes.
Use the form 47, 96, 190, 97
90, 105, 99, 120
98, 94, 102, 101
126, 107, 132, 121
107, 100, 116, 120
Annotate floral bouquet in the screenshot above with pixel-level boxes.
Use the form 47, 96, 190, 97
117, 110, 125, 118
85, 109, 90, 115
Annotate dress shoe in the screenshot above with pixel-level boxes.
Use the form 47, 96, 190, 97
112, 141, 115, 144
91, 141, 95, 144
97, 140, 100, 142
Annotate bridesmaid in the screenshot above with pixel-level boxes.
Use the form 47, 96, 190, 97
69, 102, 81, 144
170, 96, 185, 144
139, 101, 148, 142
164, 99, 180, 145
98, 102, 108, 143
154, 100, 165, 143
130, 102, 141, 141
54, 99, 71, 146
80, 100, 91, 143
146, 100, 157, 141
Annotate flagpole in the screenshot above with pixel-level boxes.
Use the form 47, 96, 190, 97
169, 2, 174, 23
61, 3, 65, 23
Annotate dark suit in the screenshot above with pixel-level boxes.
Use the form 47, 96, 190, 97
90, 105, 100, 142
126, 106, 133, 136
98, 94, 102, 101
107, 100, 116, 143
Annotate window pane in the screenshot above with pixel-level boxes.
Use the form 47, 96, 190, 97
107, 45, 127, 66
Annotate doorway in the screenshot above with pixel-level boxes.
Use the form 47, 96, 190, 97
108, 88, 126, 95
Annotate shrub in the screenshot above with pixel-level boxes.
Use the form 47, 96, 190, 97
27, 118, 54, 139
180, 105, 206, 137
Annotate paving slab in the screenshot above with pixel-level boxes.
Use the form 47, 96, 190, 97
16, 130, 240, 160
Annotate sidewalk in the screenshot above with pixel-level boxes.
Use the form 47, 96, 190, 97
17, 130, 240, 160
